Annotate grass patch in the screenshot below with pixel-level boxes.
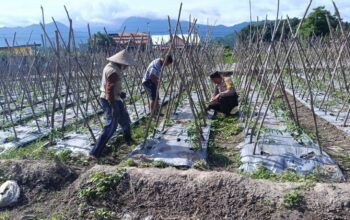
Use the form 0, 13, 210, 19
192, 160, 208, 170
211, 116, 243, 137
78, 169, 126, 201
224, 47, 235, 63
118, 158, 137, 167
0, 209, 10, 220
0, 140, 90, 166
91, 208, 116, 220
283, 191, 303, 209
247, 164, 326, 186
249, 165, 302, 182
138, 161, 152, 168
0, 139, 56, 160
152, 160, 169, 168
187, 122, 201, 151
208, 114, 243, 171
56, 149, 90, 166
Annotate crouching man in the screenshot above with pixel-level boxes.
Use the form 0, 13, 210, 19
90, 49, 135, 158
207, 71, 239, 116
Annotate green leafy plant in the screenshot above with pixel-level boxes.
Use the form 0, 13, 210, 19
78, 169, 125, 200
152, 160, 169, 168
118, 158, 137, 167
4, 136, 15, 143
0, 209, 10, 220
187, 122, 201, 151
57, 149, 73, 162
192, 160, 208, 170
270, 98, 283, 117
282, 113, 304, 144
91, 208, 115, 220
283, 191, 303, 208
249, 164, 275, 179
164, 118, 174, 126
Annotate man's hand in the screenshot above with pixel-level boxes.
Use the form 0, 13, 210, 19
120, 92, 126, 99
211, 94, 221, 101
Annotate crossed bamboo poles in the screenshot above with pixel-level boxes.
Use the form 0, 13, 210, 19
234, 0, 350, 155
0, 4, 223, 152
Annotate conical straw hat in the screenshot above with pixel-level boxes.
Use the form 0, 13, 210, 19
106, 49, 136, 66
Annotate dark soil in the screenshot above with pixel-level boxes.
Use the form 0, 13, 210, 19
0, 159, 78, 218
17, 166, 350, 220
285, 94, 350, 179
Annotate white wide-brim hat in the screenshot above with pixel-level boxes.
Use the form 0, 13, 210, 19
107, 49, 136, 66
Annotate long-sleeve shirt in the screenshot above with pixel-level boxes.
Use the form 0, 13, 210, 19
214, 77, 236, 97
100, 62, 123, 102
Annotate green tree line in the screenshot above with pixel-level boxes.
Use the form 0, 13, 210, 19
216, 6, 350, 47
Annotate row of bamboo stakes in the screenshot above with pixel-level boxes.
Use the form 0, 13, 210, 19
234, 0, 350, 154
0, 4, 224, 149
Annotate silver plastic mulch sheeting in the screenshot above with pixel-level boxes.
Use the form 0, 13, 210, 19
239, 107, 346, 182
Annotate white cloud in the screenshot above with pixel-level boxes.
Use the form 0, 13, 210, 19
0, 0, 349, 28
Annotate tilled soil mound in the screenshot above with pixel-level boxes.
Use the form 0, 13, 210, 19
0, 159, 77, 191
0, 159, 77, 214
59, 166, 350, 219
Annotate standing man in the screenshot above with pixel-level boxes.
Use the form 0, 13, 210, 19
207, 71, 239, 116
142, 55, 173, 113
90, 49, 135, 158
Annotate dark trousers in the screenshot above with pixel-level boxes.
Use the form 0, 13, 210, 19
90, 98, 131, 157
143, 80, 157, 101
207, 94, 239, 115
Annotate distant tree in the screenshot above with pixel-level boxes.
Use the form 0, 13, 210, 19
300, 6, 338, 38
89, 32, 113, 50
344, 21, 350, 31
213, 32, 236, 48
235, 18, 300, 43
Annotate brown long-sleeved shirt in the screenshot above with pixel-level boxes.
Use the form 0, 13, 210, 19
100, 62, 123, 103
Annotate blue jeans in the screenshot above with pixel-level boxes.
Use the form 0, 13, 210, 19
90, 98, 131, 157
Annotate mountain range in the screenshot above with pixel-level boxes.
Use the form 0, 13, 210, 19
0, 17, 249, 47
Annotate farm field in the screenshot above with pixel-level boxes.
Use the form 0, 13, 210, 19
0, 0, 350, 219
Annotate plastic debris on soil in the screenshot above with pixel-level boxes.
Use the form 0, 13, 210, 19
129, 94, 213, 167
0, 180, 20, 208
239, 105, 346, 182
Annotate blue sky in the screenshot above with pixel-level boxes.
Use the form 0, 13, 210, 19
0, 0, 349, 27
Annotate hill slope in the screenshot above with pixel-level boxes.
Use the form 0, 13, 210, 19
0, 18, 249, 47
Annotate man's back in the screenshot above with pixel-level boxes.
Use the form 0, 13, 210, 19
143, 58, 162, 83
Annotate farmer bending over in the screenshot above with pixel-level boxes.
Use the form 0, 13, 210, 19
142, 55, 173, 114
90, 49, 135, 158
207, 71, 239, 116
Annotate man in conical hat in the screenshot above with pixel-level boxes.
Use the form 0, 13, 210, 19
90, 49, 136, 158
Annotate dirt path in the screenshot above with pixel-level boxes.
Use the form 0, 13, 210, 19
286, 94, 350, 178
